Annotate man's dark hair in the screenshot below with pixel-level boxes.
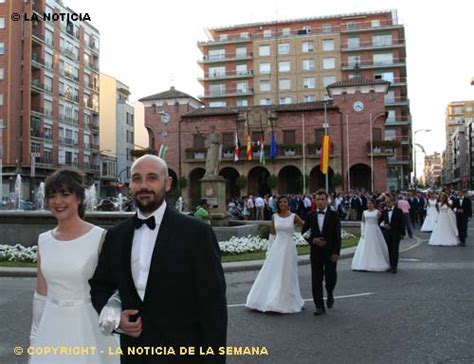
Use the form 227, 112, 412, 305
315, 189, 328, 198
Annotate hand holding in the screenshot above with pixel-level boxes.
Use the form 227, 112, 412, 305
383, 223, 391, 230
330, 254, 339, 263
119, 310, 142, 338
313, 237, 327, 247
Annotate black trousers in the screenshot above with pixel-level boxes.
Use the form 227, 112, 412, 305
310, 256, 337, 309
457, 215, 468, 244
385, 235, 400, 270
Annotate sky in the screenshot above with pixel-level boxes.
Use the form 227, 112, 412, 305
66, 0, 474, 170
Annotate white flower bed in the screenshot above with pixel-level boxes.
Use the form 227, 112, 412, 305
219, 230, 355, 255
0, 244, 38, 263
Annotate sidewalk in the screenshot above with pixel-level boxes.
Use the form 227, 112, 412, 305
0, 236, 422, 277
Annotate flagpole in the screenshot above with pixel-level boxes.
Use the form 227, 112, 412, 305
370, 113, 374, 193
346, 114, 350, 192
324, 102, 329, 193
302, 113, 306, 194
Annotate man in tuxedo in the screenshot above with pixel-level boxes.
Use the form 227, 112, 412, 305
302, 190, 341, 316
380, 195, 405, 273
453, 190, 472, 247
89, 155, 227, 363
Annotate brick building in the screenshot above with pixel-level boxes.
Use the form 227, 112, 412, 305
140, 76, 406, 206
0, 0, 100, 200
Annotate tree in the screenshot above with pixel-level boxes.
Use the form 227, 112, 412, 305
236, 175, 247, 190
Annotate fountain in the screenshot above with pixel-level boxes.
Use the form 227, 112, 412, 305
36, 182, 45, 210
175, 196, 184, 213
118, 193, 123, 213
85, 184, 97, 210
15, 174, 22, 210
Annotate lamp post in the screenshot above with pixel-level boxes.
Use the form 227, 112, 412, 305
413, 129, 431, 189
0, 121, 5, 206
302, 113, 306, 193
323, 102, 329, 193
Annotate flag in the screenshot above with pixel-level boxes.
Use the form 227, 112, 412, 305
158, 144, 168, 158
234, 131, 241, 162
270, 130, 277, 159
320, 135, 331, 174
259, 134, 265, 165
246, 134, 252, 161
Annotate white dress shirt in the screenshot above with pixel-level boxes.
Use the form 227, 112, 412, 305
388, 209, 393, 223
317, 207, 327, 232
131, 201, 167, 300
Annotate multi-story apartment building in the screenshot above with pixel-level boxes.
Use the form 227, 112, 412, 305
444, 100, 474, 187
198, 9, 411, 190
423, 152, 442, 188
99, 73, 134, 197
0, 0, 100, 200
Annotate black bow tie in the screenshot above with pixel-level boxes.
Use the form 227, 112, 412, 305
134, 215, 156, 230
318, 210, 325, 215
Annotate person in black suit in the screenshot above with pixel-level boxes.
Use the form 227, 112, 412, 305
453, 190, 472, 246
89, 155, 227, 364
380, 195, 405, 273
302, 190, 341, 315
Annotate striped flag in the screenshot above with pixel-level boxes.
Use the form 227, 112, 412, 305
246, 134, 252, 161
320, 135, 331, 174
270, 130, 277, 159
234, 131, 241, 162
158, 144, 168, 158
259, 134, 265, 165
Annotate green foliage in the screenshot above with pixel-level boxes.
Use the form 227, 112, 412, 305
236, 175, 247, 190
267, 175, 278, 189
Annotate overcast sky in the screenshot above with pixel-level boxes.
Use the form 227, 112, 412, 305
67, 0, 474, 167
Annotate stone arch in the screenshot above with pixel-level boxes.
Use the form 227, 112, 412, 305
247, 166, 271, 196
350, 163, 371, 192
278, 165, 303, 194
189, 168, 205, 207
309, 165, 335, 193
219, 167, 240, 200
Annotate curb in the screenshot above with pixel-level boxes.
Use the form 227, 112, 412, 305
0, 236, 423, 277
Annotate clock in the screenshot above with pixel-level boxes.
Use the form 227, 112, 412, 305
353, 101, 364, 112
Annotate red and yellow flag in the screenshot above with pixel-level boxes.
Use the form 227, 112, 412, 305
320, 135, 331, 174
246, 134, 252, 161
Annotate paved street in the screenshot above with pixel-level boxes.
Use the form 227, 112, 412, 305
1, 227, 474, 364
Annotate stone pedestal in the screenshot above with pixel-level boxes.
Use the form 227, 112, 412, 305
200, 175, 227, 223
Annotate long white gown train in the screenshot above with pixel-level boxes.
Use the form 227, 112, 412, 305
428, 204, 459, 246
421, 199, 438, 232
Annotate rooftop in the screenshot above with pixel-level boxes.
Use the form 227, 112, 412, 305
139, 87, 202, 104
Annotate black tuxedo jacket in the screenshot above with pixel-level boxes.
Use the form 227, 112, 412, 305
89, 207, 227, 363
302, 209, 341, 257
381, 207, 405, 242
453, 197, 472, 218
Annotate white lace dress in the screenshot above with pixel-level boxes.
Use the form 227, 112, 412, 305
421, 199, 438, 232
30, 227, 119, 364
428, 204, 459, 246
245, 214, 304, 313
351, 210, 390, 272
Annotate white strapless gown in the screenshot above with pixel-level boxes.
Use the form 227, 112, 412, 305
351, 210, 390, 272
30, 227, 119, 364
428, 205, 459, 246
421, 199, 438, 232
245, 214, 304, 313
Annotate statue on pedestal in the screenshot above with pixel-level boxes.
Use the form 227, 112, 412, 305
205, 125, 221, 177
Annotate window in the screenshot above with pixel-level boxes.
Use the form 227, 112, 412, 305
259, 45, 270, 56
236, 64, 248, 75
0, 17, 5, 29
44, 76, 53, 92
236, 47, 247, 58
323, 58, 335, 70
279, 61, 290, 72
302, 59, 315, 71
323, 76, 336, 87
348, 55, 360, 67
259, 63, 271, 74
240, 32, 249, 39
372, 128, 382, 141
209, 101, 227, 108
263, 29, 272, 38
303, 77, 316, 89
302, 41, 314, 52
347, 37, 360, 49
236, 99, 248, 107
371, 20, 381, 28
372, 34, 392, 47
279, 79, 291, 90
209, 84, 225, 96
222, 133, 234, 147
304, 95, 316, 102
283, 130, 295, 145
322, 39, 334, 51
278, 43, 290, 55
194, 134, 206, 148
208, 49, 225, 61
315, 129, 325, 144
0, 42, 4, 54
386, 110, 396, 122
385, 90, 395, 103
373, 53, 393, 66
346, 21, 356, 30
260, 98, 272, 106
236, 81, 248, 94
384, 129, 396, 140
209, 66, 225, 78
260, 80, 271, 92
322, 24, 332, 33
374, 71, 394, 83
282, 28, 291, 36
0, 68, 3, 79
219, 34, 228, 41
279, 97, 292, 104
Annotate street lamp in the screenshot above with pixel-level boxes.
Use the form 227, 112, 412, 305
0, 121, 5, 206
413, 129, 431, 189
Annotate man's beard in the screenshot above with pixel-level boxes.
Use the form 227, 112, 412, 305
133, 191, 164, 213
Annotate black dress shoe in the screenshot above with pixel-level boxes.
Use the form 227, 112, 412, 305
460, 243, 466, 247
327, 295, 335, 309
391, 268, 397, 273
313, 308, 326, 316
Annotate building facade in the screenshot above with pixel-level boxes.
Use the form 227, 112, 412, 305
197, 9, 411, 189
140, 79, 400, 207
423, 152, 442, 188
0, 0, 100, 200
99, 73, 134, 197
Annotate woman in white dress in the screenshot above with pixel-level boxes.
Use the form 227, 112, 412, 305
30, 168, 119, 364
246, 195, 305, 313
421, 193, 438, 232
429, 192, 459, 246
351, 199, 390, 272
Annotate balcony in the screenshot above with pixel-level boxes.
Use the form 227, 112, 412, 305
185, 148, 207, 160
63, 93, 79, 104
85, 163, 100, 172
31, 79, 45, 92
366, 142, 395, 157
36, 157, 54, 168
199, 52, 253, 63
341, 39, 405, 51
387, 77, 407, 87
62, 47, 78, 61
199, 70, 253, 81
89, 121, 100, 130
340, 20, 403, 33
59, 114, 78, 126
62, 70, 79, 82
342, 59, 406, 70
202, 88, 254, 99
90, 143, 100, 150
32, 30, 45, 44
59, 137, 78, 146
384, 96, 409, 107
198, 34, 252, 46
31, 53, 45, 68
385, 117, 411, 126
